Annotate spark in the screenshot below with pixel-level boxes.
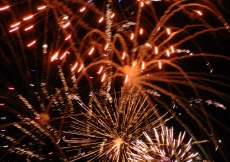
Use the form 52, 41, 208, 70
140, 28, 143, 35
71, 62, 78, 71
24, 25, 33, 31
97, 66, 103, 74
101, 73, 106, 82
27, 40, 36, 47
23, 15, 33, 21
9, 27, 19, 32
77, 64, 84, 72
131, 33, 134, 40
122, 52, 126, 59
89, 46, 94, 55
10, 22, 20, 28
99, 17, 104, 23
62, 22, 70, 28
80, 7, 86, 12
65, 35, 71, 40
167, 28, 171, 35
196, 10, 202, 16
37, 6, 46, 10
0, 6, 9, 11
125, 75, 128, 83
51, 52, 58, 61
155, 46, 158, 54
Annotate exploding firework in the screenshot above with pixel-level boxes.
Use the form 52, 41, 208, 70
62, 88, 172, 162
1, 0, 230, 161
130, 126, 208, 162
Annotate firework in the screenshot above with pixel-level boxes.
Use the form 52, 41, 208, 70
130, 126, 207, 162
63, 88, 172, 161
1, 0, 230, 161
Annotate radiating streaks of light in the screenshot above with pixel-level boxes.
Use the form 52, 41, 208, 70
130, 126, 200, 162
1, 0, 230, 161
0, 67, 86, 161
63, 88, 171, 161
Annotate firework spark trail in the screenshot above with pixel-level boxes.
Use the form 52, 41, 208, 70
1, 0, 230, 161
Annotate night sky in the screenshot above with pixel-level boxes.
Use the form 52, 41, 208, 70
1, 0, 230, 162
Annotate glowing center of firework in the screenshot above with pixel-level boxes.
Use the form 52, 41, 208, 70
113, 137, 123, 147
123, 65, 140, 83
35, 113, 50, 125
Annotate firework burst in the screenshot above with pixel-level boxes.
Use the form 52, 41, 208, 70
0, 0, 230, 161
63, 88, 172, 162
130, 126, 208, 162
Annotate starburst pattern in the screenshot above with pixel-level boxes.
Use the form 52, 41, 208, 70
63, 88, 172, 161
0, 0, 230, 161
130, 126, 204, 162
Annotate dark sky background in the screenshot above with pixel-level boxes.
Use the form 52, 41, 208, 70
0, 0, 230, 162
